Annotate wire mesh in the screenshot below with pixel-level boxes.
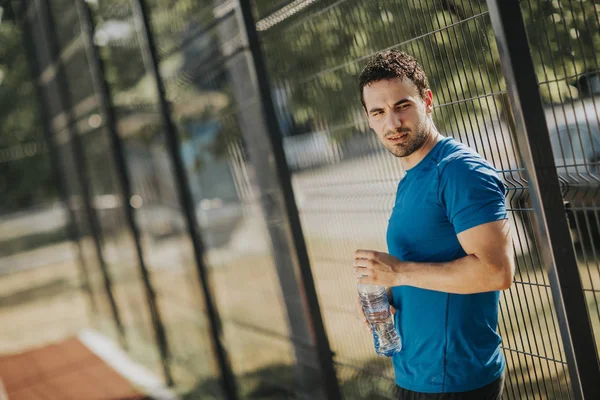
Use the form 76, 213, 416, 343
9, 0, 600, 398
520, 0, 600, 361
82, 0, 225, 393
257, 0, 579, 398
25, 0, 123, 344
38, 0, 160, 373
141, 0, 309, 397
0, 2, 89, 354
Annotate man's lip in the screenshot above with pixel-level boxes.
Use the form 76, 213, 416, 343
387, 133, 409, 142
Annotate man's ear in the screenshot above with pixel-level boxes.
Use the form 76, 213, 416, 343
424, 89, 434, 113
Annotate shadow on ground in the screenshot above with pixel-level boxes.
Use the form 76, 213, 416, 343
0, 278, 75, 308
182, 359, 398, 400
181, 359, 572, 399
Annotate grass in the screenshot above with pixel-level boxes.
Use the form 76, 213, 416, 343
0, 227, 69, 258
0, 253, 89, 354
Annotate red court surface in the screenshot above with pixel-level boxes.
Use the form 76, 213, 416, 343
0, 337, 149, 400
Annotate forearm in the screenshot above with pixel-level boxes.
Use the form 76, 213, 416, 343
397, 254, 512, 294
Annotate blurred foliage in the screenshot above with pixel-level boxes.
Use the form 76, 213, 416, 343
86, 0, 600, 155
522, 0, 600, 102
0, 5, 57, 212
1, 0, 598, 208
258, 0, 599, 139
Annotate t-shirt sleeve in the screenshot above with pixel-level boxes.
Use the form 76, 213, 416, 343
438, 156, 508, 234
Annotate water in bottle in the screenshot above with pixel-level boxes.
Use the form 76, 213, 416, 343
358, 284, 402, 357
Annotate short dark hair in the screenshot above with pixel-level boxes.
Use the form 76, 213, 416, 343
359, 50, 430, 110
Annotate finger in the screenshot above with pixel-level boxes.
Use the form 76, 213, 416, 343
353, 258, 373, 268
355, 299, 370, 330
390, 305, 396, 315
353, 267, 371, 279
357, 276, 374, 285
354, 249, 378, 260
356, 297, 368, 315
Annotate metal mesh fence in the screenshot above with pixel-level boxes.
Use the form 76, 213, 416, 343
63, 0, 226, 393
142, 0, 311, 397
258, 1, 589, 399
0, 2, 89, 353
520, 0, 600, 359
10, 0, 221, 393
5, 0, 599, 399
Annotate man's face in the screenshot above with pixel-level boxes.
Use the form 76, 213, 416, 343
363, 78, 433, 158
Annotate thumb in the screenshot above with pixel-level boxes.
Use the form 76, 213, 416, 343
390, 305, 396, 315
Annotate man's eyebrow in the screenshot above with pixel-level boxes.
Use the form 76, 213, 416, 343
368, 107, 384, 114
393, 98, 410, 106
368, 98, 411, 114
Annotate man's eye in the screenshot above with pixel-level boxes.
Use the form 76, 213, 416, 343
396, 104, 409, 110
371, 111, 383, 117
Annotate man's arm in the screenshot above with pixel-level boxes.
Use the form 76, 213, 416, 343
353, 219, 515, 294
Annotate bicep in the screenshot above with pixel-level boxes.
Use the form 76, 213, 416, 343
457, 219, 514, 268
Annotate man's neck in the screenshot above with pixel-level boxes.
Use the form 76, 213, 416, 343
400, 125, 443, 171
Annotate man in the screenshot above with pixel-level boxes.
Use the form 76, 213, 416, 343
353, 50, 514, 400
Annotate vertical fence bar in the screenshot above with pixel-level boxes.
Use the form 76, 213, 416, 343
14, 0, 97, 320
212, 8, 329, 398
73, 0, 174, 386
486, 1, 600, 398
235, 2, 342, 399
129, 0, 238, 398
33, 0, 127, 349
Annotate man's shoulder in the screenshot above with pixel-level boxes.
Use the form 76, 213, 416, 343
434, 139, 493, 177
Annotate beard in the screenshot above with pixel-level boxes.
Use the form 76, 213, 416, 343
383, 118, 429, 158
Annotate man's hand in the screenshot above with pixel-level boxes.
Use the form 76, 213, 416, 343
353, 249, 403, 287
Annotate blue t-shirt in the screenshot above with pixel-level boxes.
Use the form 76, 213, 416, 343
387, 136, 507, 393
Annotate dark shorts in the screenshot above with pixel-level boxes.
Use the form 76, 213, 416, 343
397, 372, 505, 400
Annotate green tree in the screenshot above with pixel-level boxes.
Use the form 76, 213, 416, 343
522, 0, 600, 103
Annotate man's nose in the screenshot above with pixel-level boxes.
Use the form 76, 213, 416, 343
385, 110, 402, 130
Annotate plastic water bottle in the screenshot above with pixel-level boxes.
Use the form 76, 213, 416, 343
358, 284, 402, 357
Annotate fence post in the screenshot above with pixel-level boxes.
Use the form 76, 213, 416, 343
129, 0, 238, 398
230, 2, 342, 399
73, 0, 175, 386
14, 0, 97, 320
486, 1, 600, 398
32, 0, 127, 349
